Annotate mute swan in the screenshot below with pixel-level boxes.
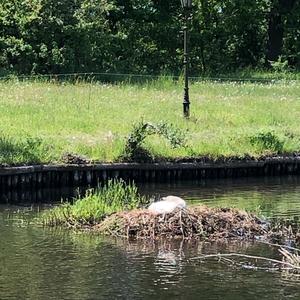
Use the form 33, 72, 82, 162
148, 196, 186, 215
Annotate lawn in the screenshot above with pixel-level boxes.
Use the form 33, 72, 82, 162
0, 78, 299, 165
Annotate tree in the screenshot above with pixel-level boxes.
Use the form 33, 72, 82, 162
0, 0, 300, 76
266, 0, 297, 63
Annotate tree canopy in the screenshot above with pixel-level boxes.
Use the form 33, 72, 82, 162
0, 0, 299, 76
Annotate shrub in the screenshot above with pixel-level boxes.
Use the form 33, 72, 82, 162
122, 121, 186, 162
249, 131, 284, 153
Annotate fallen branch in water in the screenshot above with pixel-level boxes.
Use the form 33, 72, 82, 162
210, 256, 289, 272
256, 240, 300, 252
190, 252, 300, 271
279, 247, 300, 267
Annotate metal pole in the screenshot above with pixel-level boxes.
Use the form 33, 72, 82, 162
183, 10, 190, 118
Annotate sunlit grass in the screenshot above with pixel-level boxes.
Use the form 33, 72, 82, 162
40, 179, 147, 226
0, 78, 300, 165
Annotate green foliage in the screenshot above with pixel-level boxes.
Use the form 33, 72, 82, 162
270, 56, 290, 73
278, 0, 300, 69
249, 131, 284, 153
123, 121, 186, 161
40, 179, 148, 226
0, 135, 52, 165
1, 0, 300, 75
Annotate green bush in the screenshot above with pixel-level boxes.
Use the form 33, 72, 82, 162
1, 0, 300, 75
122, 121, 186, 162
249, 131, 284, 153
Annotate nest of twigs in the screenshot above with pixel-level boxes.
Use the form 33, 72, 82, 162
94, 206, 268, 240
61, 152, 90, 164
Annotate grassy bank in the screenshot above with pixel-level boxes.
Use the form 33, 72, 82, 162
0, 78, 300, 165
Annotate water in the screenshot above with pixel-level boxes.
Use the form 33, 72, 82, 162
141, 176, 300, 219
1, 176, 300, 300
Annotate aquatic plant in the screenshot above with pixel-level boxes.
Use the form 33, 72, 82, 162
40, 179, 148, 227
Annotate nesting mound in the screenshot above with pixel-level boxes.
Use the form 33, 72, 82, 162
61, 152, 90, 164
95, 205, 267, 240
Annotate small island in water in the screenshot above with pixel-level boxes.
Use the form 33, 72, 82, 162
39, 179, 300, 245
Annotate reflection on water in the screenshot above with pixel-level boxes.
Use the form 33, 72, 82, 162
1, 176, 300, 299
1, 220, 300, 300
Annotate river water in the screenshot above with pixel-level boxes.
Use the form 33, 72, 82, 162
1, 176, 300, 299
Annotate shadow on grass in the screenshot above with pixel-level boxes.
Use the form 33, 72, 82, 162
0, 136, 48, 165
118, 146, 166, 163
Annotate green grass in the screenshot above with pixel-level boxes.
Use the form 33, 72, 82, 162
210, 68, 300, 81
0, 77, 300, 165
40, 179, 147, 226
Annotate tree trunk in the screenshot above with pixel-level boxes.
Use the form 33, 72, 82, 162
266, 0, 296, 63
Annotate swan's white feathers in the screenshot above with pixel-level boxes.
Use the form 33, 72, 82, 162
148, 195, 186, 214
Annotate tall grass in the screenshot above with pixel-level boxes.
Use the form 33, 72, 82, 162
40, 179, 147, 226
0, 135, 53, 165
0, 77, 300, 165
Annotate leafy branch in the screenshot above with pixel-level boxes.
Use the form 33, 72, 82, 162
122, 121, 187, 162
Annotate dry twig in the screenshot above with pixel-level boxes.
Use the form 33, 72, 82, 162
190, 252, 300, 271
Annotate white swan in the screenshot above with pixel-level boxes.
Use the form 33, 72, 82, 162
148, 196, 186, 215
